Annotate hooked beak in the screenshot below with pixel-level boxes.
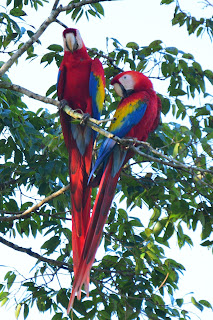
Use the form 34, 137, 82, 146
65, 33, 79, 52
113, 83, 134, 98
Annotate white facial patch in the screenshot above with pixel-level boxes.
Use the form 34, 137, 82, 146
75, 30, 83, 50
119, 74, 135, 91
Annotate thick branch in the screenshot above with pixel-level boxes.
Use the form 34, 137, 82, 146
0, 81, 58, 106
0, 236, 71, 271
0, 0, 112, 77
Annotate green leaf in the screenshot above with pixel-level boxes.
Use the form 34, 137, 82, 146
176, 298, 184, 307
126, 42, 139, 50
173, 142, 180, 157
46, 84, 56, 97
15, 304, 22, 319
199, 299, 212, 308
0, 292, 9, 301
200, 240, 213, 247
5, 271, 16, 290
51, 313, 63, 320
1, 297, 9, 307
10, 8, 26, 17
204, 69, 213, 85
182, 53, 194, 59
153, 219, 167, 237
191, 297, 203, 311
47, 44, 63, 52
192, 297, 204, 311
90, 3, 104, 16
41, 236, 60, 255
161, 0, 174, 5
24, 303, 29, 319
165, 46, 178, 55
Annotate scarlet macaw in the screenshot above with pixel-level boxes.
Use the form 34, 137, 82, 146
67, 70, 161, 312
57, 28, 105, 297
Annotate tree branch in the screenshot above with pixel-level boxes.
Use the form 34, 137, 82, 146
0, 0, 112, 77
59, 0, 113, 13
0, 81, 58, 106
0, 184, 70, 222
0, 236, 72, 271
131, 144, 213, 176
52, 0, 60, 10
0, 8, 61, 77
1, 80, 212, 181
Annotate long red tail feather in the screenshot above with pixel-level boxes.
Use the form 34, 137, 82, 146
67, 156, 122, 313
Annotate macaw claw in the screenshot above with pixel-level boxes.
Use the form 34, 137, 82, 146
59, 99, 69, 111
80, 113, 90, 125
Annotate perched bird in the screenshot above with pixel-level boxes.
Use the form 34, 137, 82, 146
67, 70, 161, 312
57, 28, 105, 299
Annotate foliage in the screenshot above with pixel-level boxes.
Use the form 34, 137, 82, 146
0, 0, 213, 319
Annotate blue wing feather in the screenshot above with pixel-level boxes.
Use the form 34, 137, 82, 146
89, 97, 148, 180
89, 72, 100, 121
89, 59, 105, 120
57, 66, 66, 100
56, 69, 61, 91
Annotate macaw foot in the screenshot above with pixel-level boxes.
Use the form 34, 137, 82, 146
58, 99, 69, 111
122, 137, 138, 149
80, 113, 90, 126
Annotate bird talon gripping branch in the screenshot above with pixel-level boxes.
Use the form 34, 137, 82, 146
58, 99, 69, 111
80, 113, 90, 125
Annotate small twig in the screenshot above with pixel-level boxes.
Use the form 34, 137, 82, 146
97, 117, 116, 124
0, 184, 70, 221
87, 47, 123, 71
158, 272, 169, 291
55, 19, 68, 29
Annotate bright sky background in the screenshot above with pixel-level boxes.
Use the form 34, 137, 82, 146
0, 0, 213, 319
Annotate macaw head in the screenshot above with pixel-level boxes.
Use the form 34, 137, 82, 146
111, 71, 153, 98
63, 28, 85, 52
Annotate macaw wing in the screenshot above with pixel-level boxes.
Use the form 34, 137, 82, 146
57, 65, 66, 100
89, 95, 148, 180
89, 58, 105, 121
109, 95, 148, 138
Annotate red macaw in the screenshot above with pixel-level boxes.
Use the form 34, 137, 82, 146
67, 70, 161, 312
57, 28, 105, 298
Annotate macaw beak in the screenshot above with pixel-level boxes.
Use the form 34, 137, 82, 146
113, 83, 134, 98
65, 33, 79, 52
113, 83, 124, 97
